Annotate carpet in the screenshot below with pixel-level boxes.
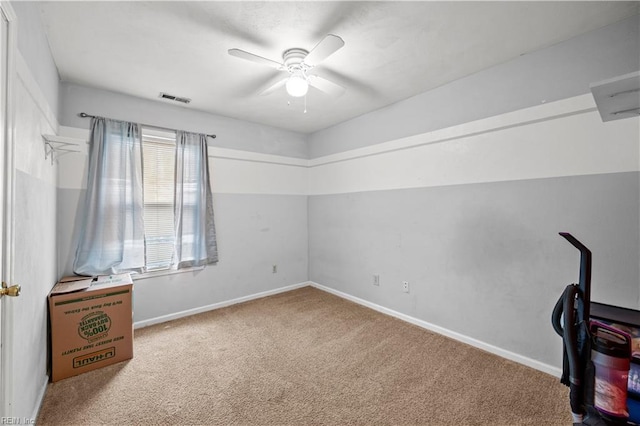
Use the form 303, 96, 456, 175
37, 286, 569, 425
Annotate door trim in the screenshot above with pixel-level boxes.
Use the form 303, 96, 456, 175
0, 0, 17, 418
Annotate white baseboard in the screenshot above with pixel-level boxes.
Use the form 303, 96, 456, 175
310, 281, 562, 378
133, 282, 310, 329
133, 280, 562, 378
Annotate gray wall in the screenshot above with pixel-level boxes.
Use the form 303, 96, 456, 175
12, 1, 59, 117
60, 82, 309, 159
308, 173, 640, 368
58, 189, 308, 324
133, 194, 308, 322
308, 14, 640, 158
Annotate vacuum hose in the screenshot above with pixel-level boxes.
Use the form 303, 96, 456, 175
552, 283, 584, 420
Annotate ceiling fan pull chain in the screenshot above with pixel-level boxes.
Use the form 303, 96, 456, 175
304, 94, 308, 114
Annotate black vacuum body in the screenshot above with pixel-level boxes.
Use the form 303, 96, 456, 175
552, 233, 632, 425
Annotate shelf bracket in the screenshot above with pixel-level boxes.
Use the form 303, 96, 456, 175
42, 135, 82, 165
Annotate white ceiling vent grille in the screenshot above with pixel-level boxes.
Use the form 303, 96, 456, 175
159, 92, 192, 104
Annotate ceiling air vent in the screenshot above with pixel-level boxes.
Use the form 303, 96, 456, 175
159, 92, 192, 104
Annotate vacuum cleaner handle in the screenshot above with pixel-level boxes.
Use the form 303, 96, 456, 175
559, 232, 590, 253
559, 232, 592, 321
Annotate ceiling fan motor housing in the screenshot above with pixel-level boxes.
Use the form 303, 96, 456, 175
283, 48, 310, 73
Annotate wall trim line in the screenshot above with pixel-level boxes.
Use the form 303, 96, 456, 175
133, 282, 309, 329
308, 94, 598, 167
209, 155, 308, 168
309, 107, 597, 168
309, 281, 562, 378
56, 126, 309, 168
59, 94, 602, 174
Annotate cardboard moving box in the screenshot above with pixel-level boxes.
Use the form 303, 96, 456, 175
49, 273, 134, 382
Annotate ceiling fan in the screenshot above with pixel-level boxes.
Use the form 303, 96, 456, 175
228, 34, 346, 98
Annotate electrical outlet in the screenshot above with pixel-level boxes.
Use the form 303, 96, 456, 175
373, 274, 380, 286
402, 281, 409, 293
272, 265, 277, 273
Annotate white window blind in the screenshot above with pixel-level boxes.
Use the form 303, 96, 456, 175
142, 129, 176, 271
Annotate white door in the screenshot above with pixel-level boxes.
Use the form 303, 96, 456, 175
0, 9, 5, 415
0, 2, 17, 418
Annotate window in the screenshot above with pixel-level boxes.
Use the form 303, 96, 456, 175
74, 118, 217, 276
142, 128, 177, 271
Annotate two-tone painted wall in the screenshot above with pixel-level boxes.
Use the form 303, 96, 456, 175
307, 95, 640, 374
307, 15, 640, 375
56, 83, 310, 326
53, 12, 640, 382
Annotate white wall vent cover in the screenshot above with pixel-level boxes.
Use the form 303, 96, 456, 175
159, 92, 192, 104
590, 71, 640, 122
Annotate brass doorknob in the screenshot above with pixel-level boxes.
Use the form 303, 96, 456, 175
1, 282, 20, 297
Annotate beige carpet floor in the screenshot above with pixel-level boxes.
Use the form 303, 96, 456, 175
37, 286, 570, 425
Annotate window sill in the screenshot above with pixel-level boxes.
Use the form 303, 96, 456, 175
131, 266, 205, 281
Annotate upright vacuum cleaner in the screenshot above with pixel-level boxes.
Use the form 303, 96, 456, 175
552, 232, 633, 425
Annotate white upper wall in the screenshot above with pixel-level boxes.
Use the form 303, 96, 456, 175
308, 14, 640, 158
12, 1, 60, 119
59, 82, 310, 159
307, 95, 640, 195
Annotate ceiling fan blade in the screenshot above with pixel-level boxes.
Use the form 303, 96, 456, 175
302, 34, 345, 67
308, 75, 345, 96
316, 68, 381, 98
258, 77, 288, 96
228, 48, 284, 70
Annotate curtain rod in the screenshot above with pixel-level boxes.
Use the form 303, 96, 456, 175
78, 112, 216, 139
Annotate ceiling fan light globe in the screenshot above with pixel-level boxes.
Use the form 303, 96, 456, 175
286, 75, 309, 97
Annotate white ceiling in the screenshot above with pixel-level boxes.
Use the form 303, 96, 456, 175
38, 1, 639, 134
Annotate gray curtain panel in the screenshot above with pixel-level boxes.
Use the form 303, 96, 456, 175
173, 131, 218, 268
73, 117, 145, 275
